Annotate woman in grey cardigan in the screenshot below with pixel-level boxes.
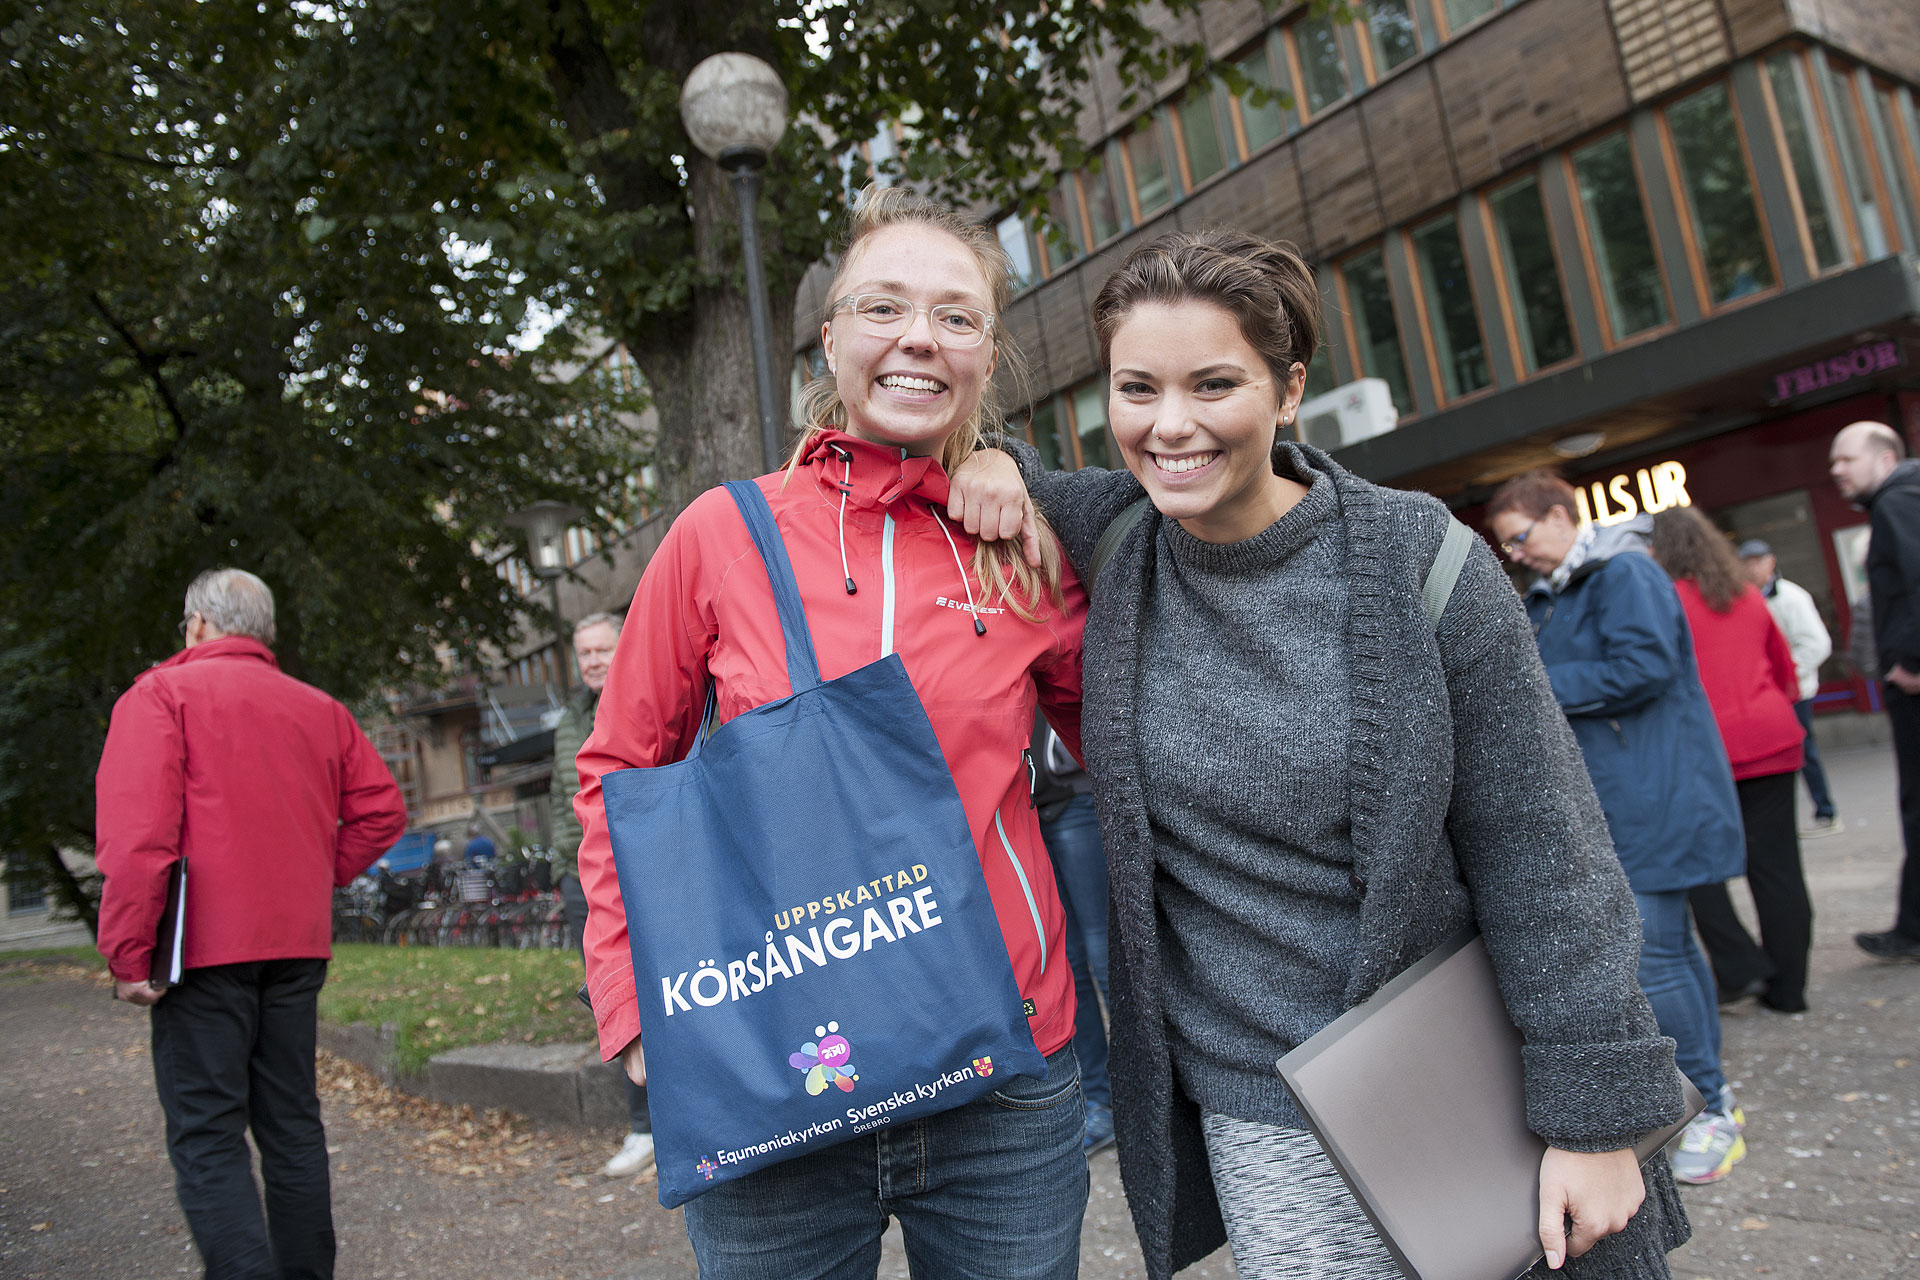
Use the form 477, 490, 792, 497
951, 231, 1690, 1280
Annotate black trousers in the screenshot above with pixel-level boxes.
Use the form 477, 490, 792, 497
1690, 771, 1814, 1010
1883, 687, 1920, 939
150, 959, 334, 1280
560, 874, 651, 1133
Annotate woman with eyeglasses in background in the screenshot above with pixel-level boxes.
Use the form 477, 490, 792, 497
1486, 474, 1751, 1188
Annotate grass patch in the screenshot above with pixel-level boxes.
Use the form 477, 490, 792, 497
320, 944, 593, 1074
0, 945, 104, 968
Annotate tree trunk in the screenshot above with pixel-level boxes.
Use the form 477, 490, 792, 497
36, 841, 100, 938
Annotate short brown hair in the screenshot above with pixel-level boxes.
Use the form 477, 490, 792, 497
1485, 470, 1579, 524
1092, 229, 1321, 387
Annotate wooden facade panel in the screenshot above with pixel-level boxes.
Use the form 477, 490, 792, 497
1720, 0, 1794, 55
1296, 112, 1384, 255
1362, 68, 1461, 225
1205, 0, 1278, 57
1183, 143, 1314, 253
1791, 0, 1920, 85
1435, 0, 1635, 187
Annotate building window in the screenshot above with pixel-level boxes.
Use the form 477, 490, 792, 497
1488, 175, 1576, 372
1289, 14, 1351, 118
1234, 45, 1288, 153
1871, 86, 1920, 248
1042, 180, 1086, 273
6, 852, 47, 914
1028, 399, 1064, 471
1569, 134, 1670, 339
997, 214, 1036, 288
1125, 120, 1175, 219
1083, 164, 1124, 245
1439, 0, 1499, 36
1068, 379, 1115, 469
1178, 90, 1228, 188
1817, 58, 1893, 257
1410, 214, 1491, 400
1765, 54, 1848, 272
1340, 247, 1414, 418
1364, 0, 1423, 76
1666, 82, 1776, 306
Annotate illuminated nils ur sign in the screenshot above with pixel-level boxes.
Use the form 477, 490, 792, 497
1573, 461, 1692, 526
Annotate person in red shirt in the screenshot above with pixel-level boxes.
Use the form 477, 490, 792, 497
1650, 509, 1813, 1013
95, 568, 407, 1279
573, 186, 1089, 1279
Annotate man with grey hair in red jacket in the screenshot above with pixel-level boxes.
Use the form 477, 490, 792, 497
96, 567, 407, 1280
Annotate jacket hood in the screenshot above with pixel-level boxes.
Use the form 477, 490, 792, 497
1589, 512, 1653, 559
800, 429, 952, 512
1865, 458, 1920, 508
140, 634, 278, 682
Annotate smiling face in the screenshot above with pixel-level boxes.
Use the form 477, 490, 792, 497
1106, 300, 1307, 544
573, 620, 619, 694
821, 223, 997, 458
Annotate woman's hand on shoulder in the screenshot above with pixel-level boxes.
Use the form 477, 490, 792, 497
949, 448, 1043, 567
1537, 1145, 1644, 1268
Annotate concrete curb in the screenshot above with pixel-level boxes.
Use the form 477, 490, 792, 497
318, 1021, 629, 1129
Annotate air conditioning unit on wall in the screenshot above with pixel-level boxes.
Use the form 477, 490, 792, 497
1296, 378, 1399, 452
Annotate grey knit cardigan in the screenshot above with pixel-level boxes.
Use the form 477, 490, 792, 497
1015, 442, 1691, 1280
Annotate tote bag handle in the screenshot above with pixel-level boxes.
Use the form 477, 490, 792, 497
722, 480, 823, 693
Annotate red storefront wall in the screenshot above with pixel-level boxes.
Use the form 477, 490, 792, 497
1562, 391, 1909, 713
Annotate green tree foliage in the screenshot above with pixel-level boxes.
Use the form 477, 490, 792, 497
2, 0, 1246, 924
1, 2, 641, 923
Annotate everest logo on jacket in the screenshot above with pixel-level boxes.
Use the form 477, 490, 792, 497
934, 596, 1007, 617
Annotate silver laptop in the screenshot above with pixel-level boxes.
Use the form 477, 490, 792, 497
1278, 928, 1703, 1280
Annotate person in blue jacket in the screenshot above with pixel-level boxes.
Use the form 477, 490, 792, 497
1487, 472, 1749, 1187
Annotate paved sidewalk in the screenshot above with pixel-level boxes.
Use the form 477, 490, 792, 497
0, 747, 1912, 1278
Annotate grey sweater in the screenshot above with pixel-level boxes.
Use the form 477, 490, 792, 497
1012, 440, 1690, 1280
1144, 453, 1359, 1128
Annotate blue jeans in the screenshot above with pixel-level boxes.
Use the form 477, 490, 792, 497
1633, 890, 1728, 1107
1040, 794, 1111, 1113
1795, 700, 1835, 819
681, 1044, 1088, 1280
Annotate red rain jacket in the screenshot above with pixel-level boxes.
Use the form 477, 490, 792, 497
94, 635, 408, 981
575, 431, 1087, 1063
1675, 580, 1806, 781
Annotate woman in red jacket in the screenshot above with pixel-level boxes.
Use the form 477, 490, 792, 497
572, 186, 1090, 1280
1651, 507, 1813, 1013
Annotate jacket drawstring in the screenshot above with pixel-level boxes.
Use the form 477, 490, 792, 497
931, 506, 988, 637
830, 446, 858, 595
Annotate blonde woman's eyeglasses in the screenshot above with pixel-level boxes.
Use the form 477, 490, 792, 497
830, 293, 994, 348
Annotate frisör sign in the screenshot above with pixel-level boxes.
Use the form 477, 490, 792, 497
1770, 340, 1901, 402
1573, 461, 1692, 526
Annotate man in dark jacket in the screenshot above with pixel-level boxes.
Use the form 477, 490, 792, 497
1829, 420, 1920, 961
1488, 473, 1749, 1186
96, 568, 408, 1279
549, 610, 654, 1177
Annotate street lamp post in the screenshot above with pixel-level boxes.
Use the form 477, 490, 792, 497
680, 52, 791, 474
505, 500, 584, 694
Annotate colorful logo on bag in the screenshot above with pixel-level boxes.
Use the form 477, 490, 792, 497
972, 1056, 994, 1077
696, 1157, 718, 1181
789, 1022, 858, 1095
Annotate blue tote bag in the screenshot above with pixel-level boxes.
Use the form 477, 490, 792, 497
602, 481, 1047, 1208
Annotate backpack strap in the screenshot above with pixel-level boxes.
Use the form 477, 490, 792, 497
1423, 516, 1476, 631
1087, 496, 1153, 593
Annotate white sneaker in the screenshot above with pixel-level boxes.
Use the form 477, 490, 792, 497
1799, 811, 1842, 838
601, 1131, 655, 1178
